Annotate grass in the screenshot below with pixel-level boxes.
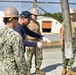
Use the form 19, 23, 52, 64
43, 41, 60, 47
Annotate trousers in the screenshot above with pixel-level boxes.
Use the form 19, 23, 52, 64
62, 39, 76, 68
26, 39, 43, 70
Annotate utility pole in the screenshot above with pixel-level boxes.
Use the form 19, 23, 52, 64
33, 0, 37, 8
60, 0, 73, 58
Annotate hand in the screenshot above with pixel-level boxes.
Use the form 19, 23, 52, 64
37, 42, 43, 48
25, 46, 30, 50
60, 40, 63, 46
42, 37, 51, 43
40, 39, 43, 43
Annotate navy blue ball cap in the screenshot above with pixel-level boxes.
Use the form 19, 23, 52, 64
20, 11, 33, 20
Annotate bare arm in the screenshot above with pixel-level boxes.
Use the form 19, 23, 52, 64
60, 26, 64, 46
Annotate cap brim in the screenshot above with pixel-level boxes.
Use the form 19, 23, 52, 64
70, 12, 75, 14
3, 15, 21, 18
31, 13, 39, 16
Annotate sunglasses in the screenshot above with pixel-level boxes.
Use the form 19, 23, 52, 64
70, 13, 75, 15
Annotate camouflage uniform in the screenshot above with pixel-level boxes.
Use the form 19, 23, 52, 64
62, 22, 76, 69
26, 21, 43, 70
0, 25, 28, 75
26, 44, 43, 69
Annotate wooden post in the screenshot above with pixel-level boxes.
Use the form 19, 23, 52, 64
33, 0, 37, 8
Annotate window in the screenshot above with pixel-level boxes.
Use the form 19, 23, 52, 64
42, 21, 52, 33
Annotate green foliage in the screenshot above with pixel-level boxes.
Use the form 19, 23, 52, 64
40, 13, 76, 23
40, 12, 63, 23
74, 15, 76, 21
52, 13, 63, 23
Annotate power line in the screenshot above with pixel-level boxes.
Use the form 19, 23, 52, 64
0, 1, 76, 5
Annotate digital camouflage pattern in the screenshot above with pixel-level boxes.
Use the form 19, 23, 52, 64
62, 22, 76, 69
0, 25, 28, 75
26, 21, 43, 70
62, 39, 76, 68
26, 44, 43, 69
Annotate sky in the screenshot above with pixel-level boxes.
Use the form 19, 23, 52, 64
0, 0, 76, 14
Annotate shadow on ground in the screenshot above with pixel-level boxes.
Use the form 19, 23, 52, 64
31, 63, 61, 75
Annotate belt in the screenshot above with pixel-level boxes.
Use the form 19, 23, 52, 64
72, 37, 75, 40
28, 39, 37, 41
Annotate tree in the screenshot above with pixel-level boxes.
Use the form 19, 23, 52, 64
40, 12, 63, 23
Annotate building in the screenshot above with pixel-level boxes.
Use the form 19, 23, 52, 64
0, 11, 4, 29
37, 16, 62, 41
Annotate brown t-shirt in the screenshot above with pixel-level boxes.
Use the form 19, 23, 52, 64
62, 21, 76, 38
71, 22, 76, 38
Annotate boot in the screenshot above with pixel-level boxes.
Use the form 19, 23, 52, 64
61, 68, 67, 75
27, 69, 30, 75
67, 68, 76, 75
35, 68, 45, 75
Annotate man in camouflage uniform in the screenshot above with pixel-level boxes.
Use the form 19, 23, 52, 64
60, 8, 76, 75
0, 6, 28, 75
26, 8, 45, 75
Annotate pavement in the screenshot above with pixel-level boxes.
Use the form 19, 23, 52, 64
42, 33, 60, 41
25, 47, 76, 75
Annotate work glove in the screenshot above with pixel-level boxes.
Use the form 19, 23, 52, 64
25, 46, 30, 50
37, 42, 43, 48
42, 37, 51, 43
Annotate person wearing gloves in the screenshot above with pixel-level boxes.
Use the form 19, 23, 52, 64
14, 11, 44, 49
60, 8, 76, 75
14, 11, 48, 50
26, 8, 46, 75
